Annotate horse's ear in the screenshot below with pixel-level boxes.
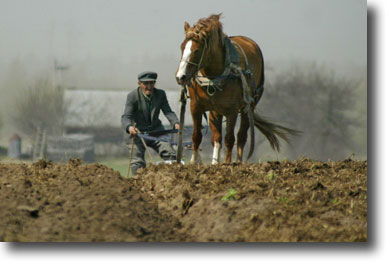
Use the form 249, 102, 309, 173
184, 22, 190, 32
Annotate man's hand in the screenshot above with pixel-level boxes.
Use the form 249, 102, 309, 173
129, 126, 138, 135
175, 123, 180, 130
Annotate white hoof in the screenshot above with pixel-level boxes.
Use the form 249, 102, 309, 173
190, 152, 202, 164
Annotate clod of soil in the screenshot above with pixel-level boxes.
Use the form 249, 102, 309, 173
0, 159, 184, 242
0, 158, 366, 242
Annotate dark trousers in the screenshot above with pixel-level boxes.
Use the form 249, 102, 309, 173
128, 136, 176, 175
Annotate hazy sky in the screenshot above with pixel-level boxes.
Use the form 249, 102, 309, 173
0, 0, 366, 88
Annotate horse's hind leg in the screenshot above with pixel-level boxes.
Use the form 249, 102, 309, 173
237, 112, 250, 162
190, 110, 203, 164
209, 110, 223, 165
225, 113, 238, 163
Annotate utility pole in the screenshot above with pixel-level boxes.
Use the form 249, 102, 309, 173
53, 59, 69, 89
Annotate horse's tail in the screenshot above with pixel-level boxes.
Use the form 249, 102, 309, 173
247, 111, 301, 159
247, 109, 256, 160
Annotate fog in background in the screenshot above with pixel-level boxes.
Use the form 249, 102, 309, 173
0, 0, 367, 161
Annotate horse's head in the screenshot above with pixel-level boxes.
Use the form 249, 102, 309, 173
175, 23, 209, 85
176, 14, 224, 85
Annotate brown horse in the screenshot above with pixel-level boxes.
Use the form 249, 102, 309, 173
176, 14, 296, 164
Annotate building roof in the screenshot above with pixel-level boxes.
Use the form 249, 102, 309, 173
64, 89, 193, 128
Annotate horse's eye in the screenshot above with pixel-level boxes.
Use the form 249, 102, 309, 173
193, 45, 201, 54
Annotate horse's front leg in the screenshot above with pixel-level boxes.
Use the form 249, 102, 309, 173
237, 112, 250, 162
190, 110, 203, 164
225, 113, 238, 163
209, 111, 223, 165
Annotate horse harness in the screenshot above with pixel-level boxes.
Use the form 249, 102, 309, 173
180, 36, 262, 132
193, 37, 261, 112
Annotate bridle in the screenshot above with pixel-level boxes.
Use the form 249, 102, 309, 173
180, 38, 208, 71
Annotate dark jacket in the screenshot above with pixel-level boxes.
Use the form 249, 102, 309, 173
121, 87, 179, 143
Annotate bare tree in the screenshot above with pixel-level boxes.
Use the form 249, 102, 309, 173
9, 77, 67, 139
258, 63, 365, 160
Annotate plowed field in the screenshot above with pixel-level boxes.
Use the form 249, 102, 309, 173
0, 158, 367, 242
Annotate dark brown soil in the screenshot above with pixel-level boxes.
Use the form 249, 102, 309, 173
0, 158, 366, 242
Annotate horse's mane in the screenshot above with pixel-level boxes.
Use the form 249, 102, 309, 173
186, 13, 226, 44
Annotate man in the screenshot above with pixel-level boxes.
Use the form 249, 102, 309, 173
121, 71, 180, 175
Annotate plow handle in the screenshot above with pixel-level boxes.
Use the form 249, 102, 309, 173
176, 86, 187, 163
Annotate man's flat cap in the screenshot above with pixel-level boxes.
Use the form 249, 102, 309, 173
138, 71, 158, 82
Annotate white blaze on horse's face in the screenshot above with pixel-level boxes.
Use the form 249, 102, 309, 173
176, 40, 193, 82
